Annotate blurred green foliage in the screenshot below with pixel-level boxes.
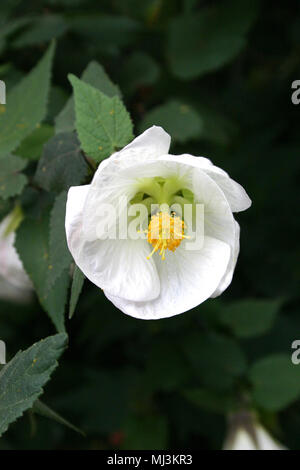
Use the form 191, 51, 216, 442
0, 0, 299, 450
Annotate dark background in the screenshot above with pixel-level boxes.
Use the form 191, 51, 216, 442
0, 0, 300, 450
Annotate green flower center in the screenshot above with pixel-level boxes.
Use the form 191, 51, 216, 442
130, 176, 195, 216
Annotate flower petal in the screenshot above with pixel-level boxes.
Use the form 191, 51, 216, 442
66, 185, 160, 302
83, 238, 160, 301
117, 125, 171, 163
81, 128, 170, 241
202, 167, 251, 212
189, 164, 236, 248
157, 154, 240, 298
256, 425, 286, 450
0, 276, 32, 303
104, 236, 230, 319
211, 221, 240, 298
148, 154, 237, 249
65, 185, 91, 245
82, 179, 137, 242
161, 153, 251, 212
92, 126, 171, 187
223, 428, 257, 450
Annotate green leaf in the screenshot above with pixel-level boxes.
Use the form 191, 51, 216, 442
249, 354, 300, 411
32, 399, 84, 435
12, 15, 67, 48
69, 265, 85, 319
183, 332, 247, 391
0, 154, 27, 199
0, 17, 33, 43
34, 132, 88, 193
0, 333, 67, 437
55, 60, 121, 134
220, 299, 281, 338
47, 86, 68, 122
167, 0, 260, 79
15, 214, 70, 332
69, 74, 133, 162
0, 41, 55, 154
47, 191, 72, 291
67, 14, 141, 48
196, 104, 238, 146
45, 269, 70, 333
140, 100, 203, 143
120, 52, 159, 94
15, 124, 54, 161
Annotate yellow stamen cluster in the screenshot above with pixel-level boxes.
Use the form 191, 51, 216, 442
146, 212, 187, 260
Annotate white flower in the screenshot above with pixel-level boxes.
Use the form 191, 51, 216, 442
0, 210, 33, 303
65, 126, 251, 319
223, 412, 286, 450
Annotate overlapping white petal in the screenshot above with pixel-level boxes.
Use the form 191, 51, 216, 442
91, 125, 171, 187
81, 126, 171, 241
162, 153, 251, 212
158, 153, 239, 298
66, 185, 160, 301
211, 221, 240, 298
105, 236, 230, 319
65, 126, 252, 319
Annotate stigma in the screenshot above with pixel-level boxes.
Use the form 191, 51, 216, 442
146, 212, 187, 260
